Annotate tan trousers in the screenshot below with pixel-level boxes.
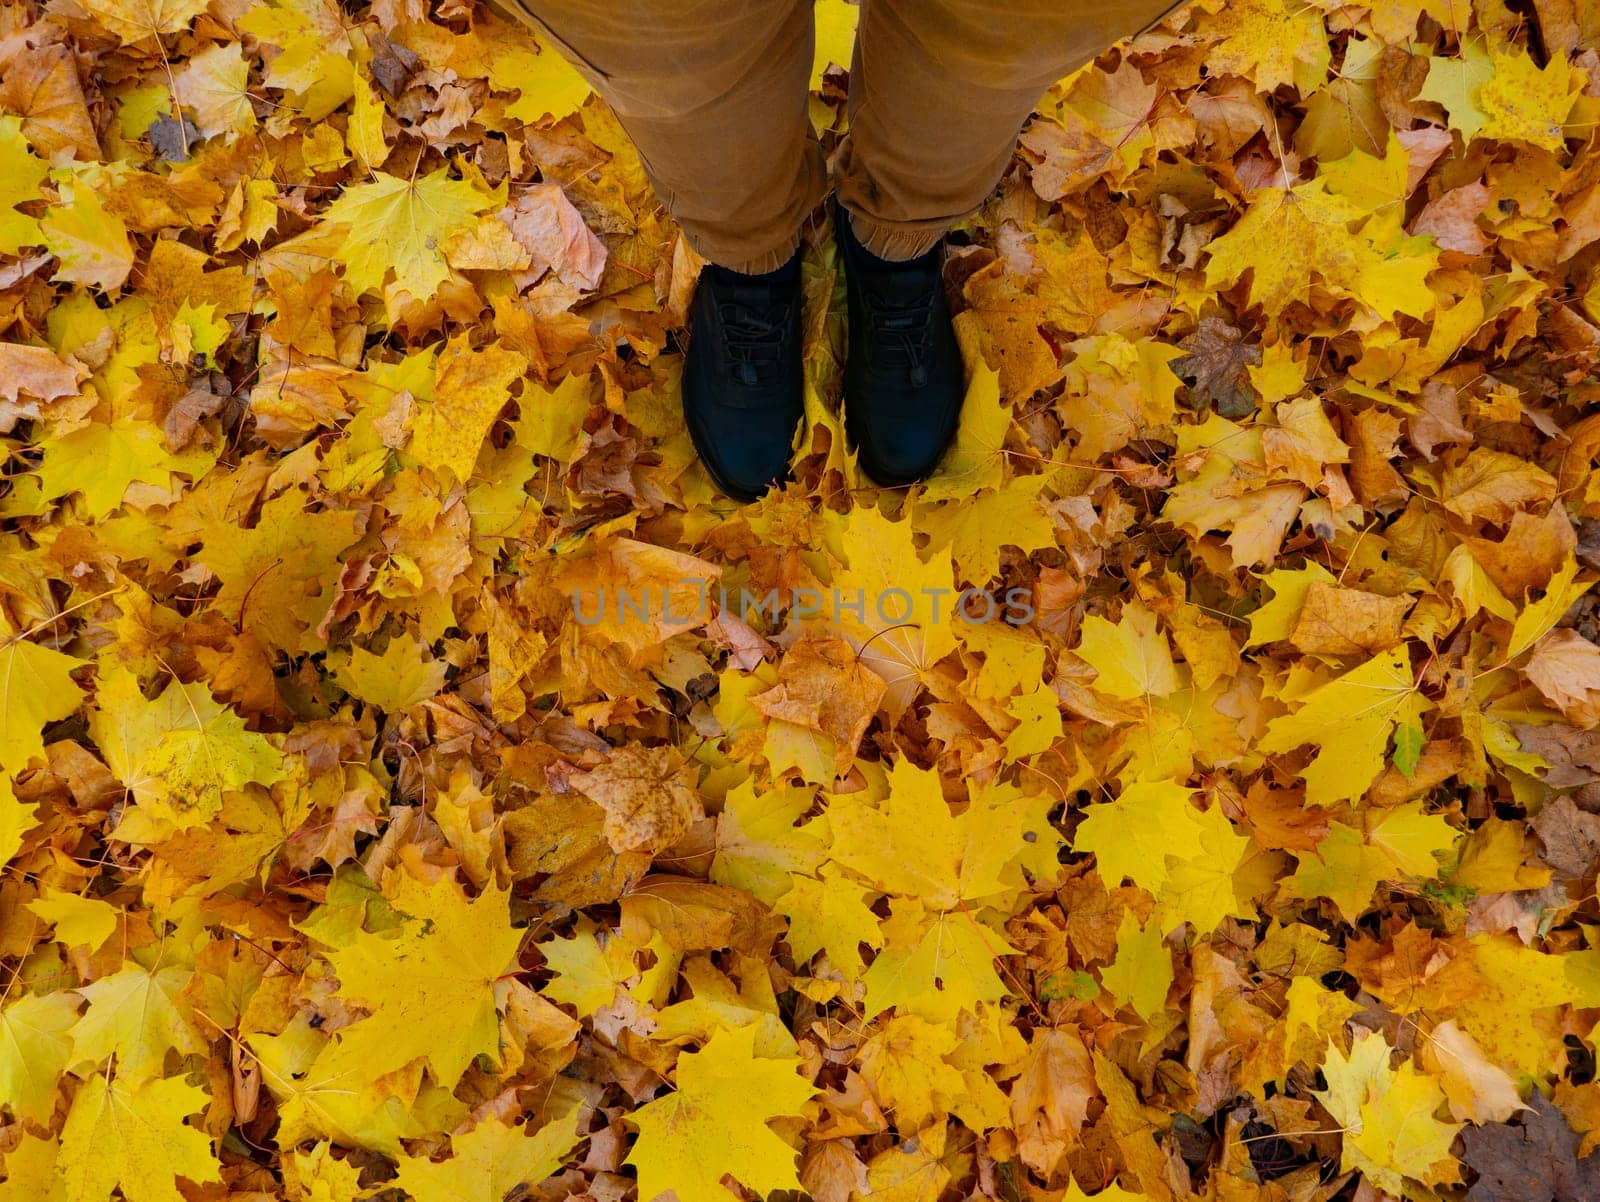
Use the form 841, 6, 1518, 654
491, 0, 1183, 273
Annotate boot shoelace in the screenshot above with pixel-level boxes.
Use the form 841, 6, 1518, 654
718, 297, 793, 387
863, 287, 936, 387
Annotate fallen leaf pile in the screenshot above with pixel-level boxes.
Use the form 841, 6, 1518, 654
4, 0, 1600, 1198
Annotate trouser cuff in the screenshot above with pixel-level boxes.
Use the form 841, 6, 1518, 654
693, 233, 803, 276
842, 207, 951, 262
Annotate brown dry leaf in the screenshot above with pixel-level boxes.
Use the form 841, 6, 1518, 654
618, 876, 784, 954
800, 1140, 871, 1202
1171, 315, 1261, 419
1010, 1026, 1098, 1176
1462, 508, 1578, 600
1412, 182, 1492, 254
1263, 397, 1350, 488
553, 538, 723, 658
1409, 381, 1473, 462
1528, 795, 1600, 879
1459, 1093, 1600, 1202
569, 744, 704, 857
502, 182, 609, 291
1442, 449, 1559, 526
1346, 407, 1408, 508
1289, 582, 1412, 657
1526, 630, 1600, 728
0, 38, 98, 160
750, 636, 886, 778
1515, 722, 1600, 788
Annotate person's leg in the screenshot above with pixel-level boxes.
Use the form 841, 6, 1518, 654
489, 0, 821, 498
835, 0, 1184, 259
493, 0, 825, 274
833, 0, 1183, 488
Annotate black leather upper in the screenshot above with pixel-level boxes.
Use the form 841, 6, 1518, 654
681, 259, 805, 500
836, 202, 964, 487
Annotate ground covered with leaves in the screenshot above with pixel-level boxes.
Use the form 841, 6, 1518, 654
3, 0, 1600, 1199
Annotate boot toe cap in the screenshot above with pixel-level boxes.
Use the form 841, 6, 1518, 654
857, 414, 957, 485
683, 371, 801, 499
697, 426, 796, 498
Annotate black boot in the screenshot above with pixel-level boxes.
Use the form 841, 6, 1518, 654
682, 251, 805, 501
836, 201, 964, 487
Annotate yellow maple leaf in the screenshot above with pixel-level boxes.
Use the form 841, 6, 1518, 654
554, 537, 723, 659
1059, 333, 1182, 461
862, 897, 1016, 1020
1204, 178, 1439, 321
0, 116, 47, 255
26, 888, 118, 950
0, 992, 79, 1124
1257, 647, 1429, 806
323, 871, 522, 1084
1286, 802, 1458, 922
1004, 682, 1065, 760
1160, 413, 1308, 569
347, 74, 388, 170
0, 638, 86, 777
80, 0, 210, 43
857, 1013, 966, 1129
69, 963, 205, 1080
918, 362, 1010, 500
237, 0, 356, 112
653, 955, 796, 1055
0, 1132, 57, 1202
1156, 801, 1256, 934
186, 489, 362, 653
89, 664, 286, 831
41, 172, 135, 291
392, 1113, 579, 1202
249, 1018, 431, 1155
1296, 39, 1385, 161
516, 370, 595, 462
1073, 780, 1254, 934
407, 336, 528, 485
1205, 0, 1331, 94
58, 1074, 221, 1202
1247, 561, 1339, 646
1439, 447, 1558, 526
171, 42, 255, 138
1315, 1030, 1463, 1195
1099, 911, 1173, 1021
36, 417, 214, 520
625, 1024, 816, 1202
775, 868, 884, 980
862, 1119, 951, 1202
1422, 37, 1580, 152
825, 759, 1041, 912
1507, 556, 1594, 661
914, 474, 1057, 587
537, 923, 637, 1017
286, 1143, 366, 1202
1263, 396, 1350, 489
711, 779, 827, 904
333, 630, 448, 712
1076, 601, 1180, 700
477, 18, 594, 124
1417, 937, 1600, 1078
321, 169, 500, 301
1, 774, 40, 869
830, 505, 959, 712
